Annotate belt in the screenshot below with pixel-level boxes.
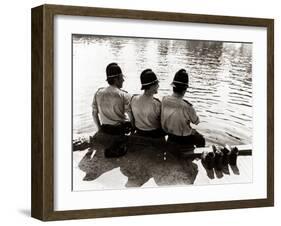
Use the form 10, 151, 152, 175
101, 122, 132, 135
135, 128, 166, 138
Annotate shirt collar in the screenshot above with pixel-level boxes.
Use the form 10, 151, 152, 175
172, 93, 184, 99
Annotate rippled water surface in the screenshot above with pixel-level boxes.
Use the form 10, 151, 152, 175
73, 35, 252, 146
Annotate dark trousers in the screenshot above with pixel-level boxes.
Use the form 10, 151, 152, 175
167, 130, 205, 147
135, 128, 166, 138
99, 123, 131, 158
100, 122, 132, 135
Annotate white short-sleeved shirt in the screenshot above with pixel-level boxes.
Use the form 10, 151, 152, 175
161, 94, 200, 136
130, 94, 161, 131
92, 85, 131, 126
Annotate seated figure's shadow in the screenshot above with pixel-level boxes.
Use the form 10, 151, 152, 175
201, 160, 240, 179
230, 164, 240, 175
78, 133, 199, 188
201, 160, 215, 179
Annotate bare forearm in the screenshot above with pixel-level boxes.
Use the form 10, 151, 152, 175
193, 116, 200, 125
92, 111, 101, 130
127, 111, 135, 128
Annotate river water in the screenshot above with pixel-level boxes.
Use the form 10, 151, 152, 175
73, 35, 252, 146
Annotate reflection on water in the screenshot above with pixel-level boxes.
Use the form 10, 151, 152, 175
73, 35, 252, 146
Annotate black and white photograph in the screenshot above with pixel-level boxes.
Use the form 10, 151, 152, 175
72, 34, 253, 191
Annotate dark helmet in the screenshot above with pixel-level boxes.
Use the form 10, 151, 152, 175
171, 69, 189, 88
140, 69, 159, 90
106, 63, 123, 81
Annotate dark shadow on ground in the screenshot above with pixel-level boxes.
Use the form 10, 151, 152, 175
201, 160, 215, 179
201, 161, 240, 179
222, 164, 230, 175
230, 164, 240, 175
78, 133, 199, 188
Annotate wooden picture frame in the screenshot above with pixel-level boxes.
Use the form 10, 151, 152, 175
31, 4, 274, 221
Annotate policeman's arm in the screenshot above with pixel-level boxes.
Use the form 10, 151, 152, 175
184, 104, 200, 125
92, 94, 101, 130
124, 93, 135, 127
127, 95, 136, 128
127, 111, 135, 128
92, 110, 101, 130
190, 106, 200, 125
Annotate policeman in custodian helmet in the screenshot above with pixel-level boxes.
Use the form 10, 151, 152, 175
130, 69, 165, 138
161, 69, 205, 147
92, 63, 132, 157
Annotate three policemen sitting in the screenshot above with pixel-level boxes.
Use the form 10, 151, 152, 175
92, 63, 205, 158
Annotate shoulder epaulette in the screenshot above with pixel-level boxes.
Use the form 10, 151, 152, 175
120, 89, 128, 93
183, 99, 193, 106
153, 97, 161, 103
95, 87, 105, 95
130, 94, 139, 102
96, 87, 104, 92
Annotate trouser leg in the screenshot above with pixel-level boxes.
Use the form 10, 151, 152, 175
104, 135, 128, 158
167, 130, 205, 148
189, 130, 205, 147
99, 125, 129, 158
